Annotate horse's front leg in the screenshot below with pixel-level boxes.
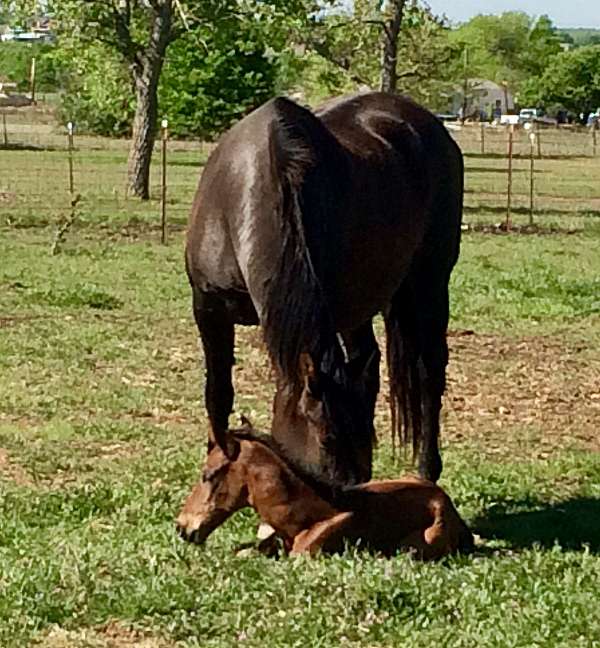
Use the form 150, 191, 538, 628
342, 322, 381, 481
192, 289, 235, 452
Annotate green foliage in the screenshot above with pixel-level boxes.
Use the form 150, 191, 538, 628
52, 43, 134, 136
294, 2, 458, 108
0, 41, 58, 91
450, 12, 562, 89
558, 28, 600, 47
159, 21, 281, 140
520, 45, 600, 115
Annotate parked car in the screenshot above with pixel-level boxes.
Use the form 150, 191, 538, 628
518, 108, 539, 124
518, 108, 557, 126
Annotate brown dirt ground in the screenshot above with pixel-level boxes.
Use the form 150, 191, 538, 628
233, 327, 600, 461
34, 622, 177, 648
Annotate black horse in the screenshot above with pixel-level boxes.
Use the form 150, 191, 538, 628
184, 92, 462, 491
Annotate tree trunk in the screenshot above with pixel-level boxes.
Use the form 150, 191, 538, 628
125, 1, 173, 199
128, 63, 161, 199
380, 0, 406, 94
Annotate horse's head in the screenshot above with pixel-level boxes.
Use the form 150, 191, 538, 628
176, 431, 248, 544
272, 352, 375, 485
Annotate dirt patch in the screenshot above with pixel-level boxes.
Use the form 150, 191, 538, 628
232, 327, 600, 461
442, 333, 600, 457
0, 447, 34, 487
34, 622, 177, 647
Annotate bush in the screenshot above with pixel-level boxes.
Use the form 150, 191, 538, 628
53, 43, 135, 136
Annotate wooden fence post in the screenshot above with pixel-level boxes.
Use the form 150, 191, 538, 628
2, 113, 7, 147
67, 121, 74, 195
505, 125, 514, 230
529, 131, 536, 226
480, 121, 485, 155
30, 57, 37, 104
161, 118, 168, 245
593, 121, 598, 157
536, 122, 542, 159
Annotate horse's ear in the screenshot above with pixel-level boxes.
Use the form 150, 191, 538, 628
211, 427, 240, 461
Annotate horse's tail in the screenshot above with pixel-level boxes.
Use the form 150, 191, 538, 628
262, 97, 341, 385
384, 293, 422, 459
263, 98, 369, 482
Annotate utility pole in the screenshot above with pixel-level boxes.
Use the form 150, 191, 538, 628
461, 46, 469, 123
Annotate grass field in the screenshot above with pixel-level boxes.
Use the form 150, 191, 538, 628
1, 118, 600, 647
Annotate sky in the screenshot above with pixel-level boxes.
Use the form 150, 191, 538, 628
425, 0, 600, 28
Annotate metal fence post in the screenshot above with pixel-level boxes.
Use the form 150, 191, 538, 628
529, 130, 536, 226
160, 118, 168, 244
505, 125, 514, 230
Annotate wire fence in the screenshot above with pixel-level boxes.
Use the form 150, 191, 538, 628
1, 106, 599, 247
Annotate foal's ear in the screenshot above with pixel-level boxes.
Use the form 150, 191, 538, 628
299, 352, 316, 382
239, 414, 253, 431
223, 434, 241, 462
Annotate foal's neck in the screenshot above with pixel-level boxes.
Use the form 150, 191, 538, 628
242, 440, 338, 539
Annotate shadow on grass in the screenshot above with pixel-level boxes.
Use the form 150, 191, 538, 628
473, 498, 600, 553
0, 143, 63, 152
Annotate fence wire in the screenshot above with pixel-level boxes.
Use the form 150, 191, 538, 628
1, 107, 599, 238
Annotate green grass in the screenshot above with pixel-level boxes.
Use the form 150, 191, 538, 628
1, 124, 600, 646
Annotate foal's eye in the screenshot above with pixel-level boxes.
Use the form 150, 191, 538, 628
202, 463, 227, 483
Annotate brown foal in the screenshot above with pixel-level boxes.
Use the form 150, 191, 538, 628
176, 426, 473, 559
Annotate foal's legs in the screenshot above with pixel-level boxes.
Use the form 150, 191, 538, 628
290, 512, 356, 556
192, 289, 235, 450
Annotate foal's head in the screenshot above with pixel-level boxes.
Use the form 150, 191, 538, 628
176, 433, 248, 544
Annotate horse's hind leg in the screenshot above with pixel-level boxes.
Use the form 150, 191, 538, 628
192, 289, 235, 451
415, 278, 449, 482
385, 274, 450, 483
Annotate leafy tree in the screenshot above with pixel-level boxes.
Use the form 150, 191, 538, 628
519, 44, 600, 115
450, 12, 561, 90
3, 0, 325, 199
52, 43, 134, 136
297, 1, 457, 105
159, 19, 283, 139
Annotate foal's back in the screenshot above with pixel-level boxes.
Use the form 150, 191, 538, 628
292, 476, 473, 559
355, 477, 473, 557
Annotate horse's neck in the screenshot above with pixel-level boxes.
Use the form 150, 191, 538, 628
243, 442, 338, 538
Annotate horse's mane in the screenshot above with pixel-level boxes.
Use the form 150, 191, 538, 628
230, 426, 360, 510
